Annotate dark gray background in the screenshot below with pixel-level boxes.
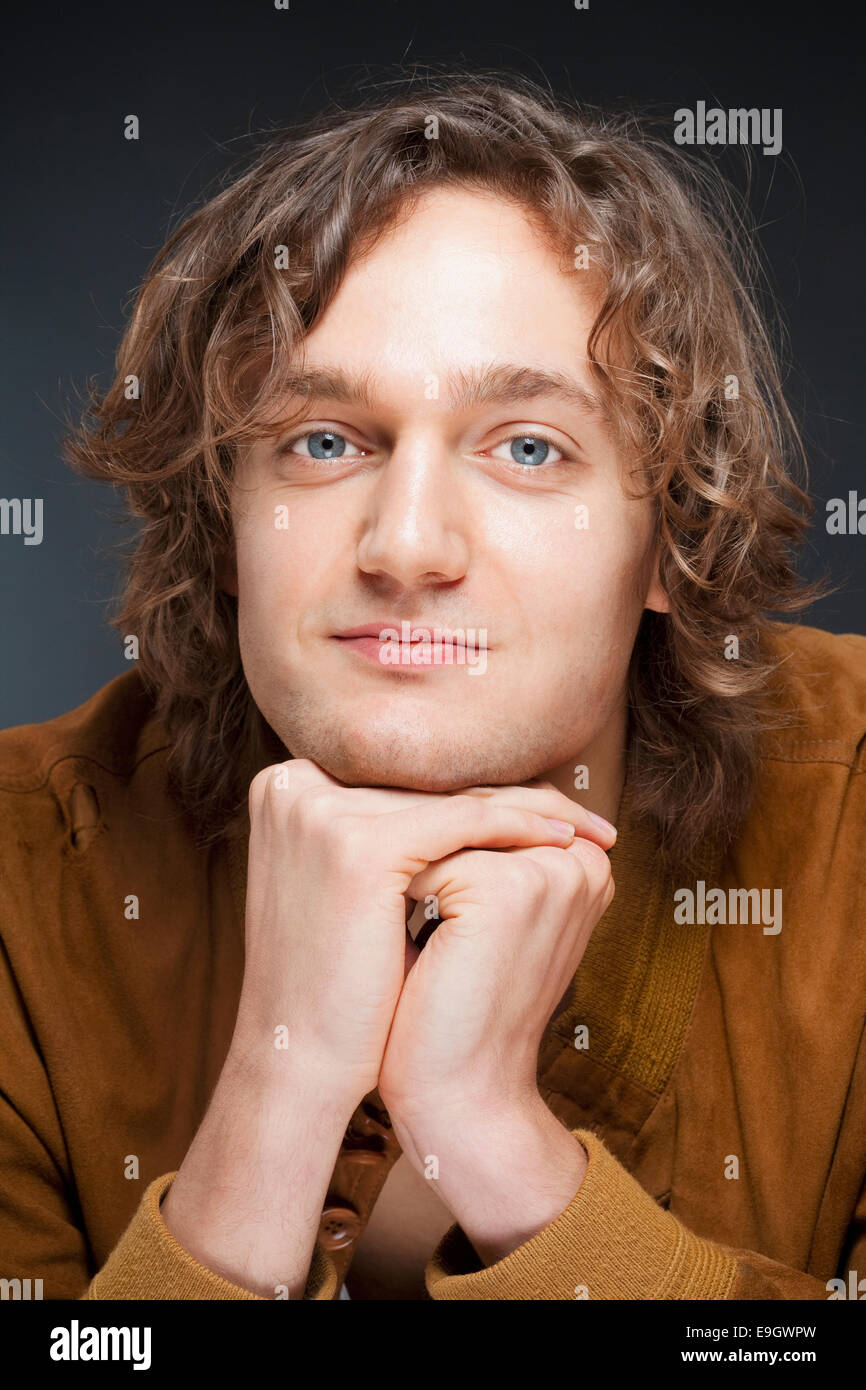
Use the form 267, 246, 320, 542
1, 0, 863, 729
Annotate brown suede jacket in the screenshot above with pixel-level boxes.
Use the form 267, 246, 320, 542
0, 620, 864, 1300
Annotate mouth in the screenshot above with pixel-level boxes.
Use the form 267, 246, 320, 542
332, 621, 489, 670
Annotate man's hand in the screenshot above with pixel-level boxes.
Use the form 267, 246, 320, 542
233, 762, 610, 1108
162, 762, 611, 1296
377, 786, 616, 1266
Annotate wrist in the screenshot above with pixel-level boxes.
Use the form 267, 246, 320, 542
225, 1023, 363, 1128
389, 1083, 547, 1160
392, 1094, 588, 1267
161, 1040, 356, 1297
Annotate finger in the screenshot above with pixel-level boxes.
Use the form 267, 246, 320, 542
454, 784, 616, 848
254, 761, 459, 821
255, 765, 616, 852
381, 796, 577, 878
508, 836, 615, 887
407, 838, 613, 911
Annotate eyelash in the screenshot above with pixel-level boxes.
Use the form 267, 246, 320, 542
277, 428, 576, 474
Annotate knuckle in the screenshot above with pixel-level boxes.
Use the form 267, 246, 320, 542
248, 763, 287, 814
250, 758, 327, 806
525, 808, 554, 835
453, 793, 485, 828
580, 852, 614, 905
248, 767, 270, 809
507, 856, 549, 902
296, 803, 373, 876
292, 784, 337, 828
572, 838, 613, 879
553, 851, 585, 894
328, 815, 372, 870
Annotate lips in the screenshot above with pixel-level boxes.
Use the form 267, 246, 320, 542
333, 620, 489, 670
334, 622, 474, 646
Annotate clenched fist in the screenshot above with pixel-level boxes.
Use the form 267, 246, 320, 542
232, 761, 613, 1113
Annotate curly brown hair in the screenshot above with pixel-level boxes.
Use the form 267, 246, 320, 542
63, 67, 829, 871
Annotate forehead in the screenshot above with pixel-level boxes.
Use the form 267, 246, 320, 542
299, 183, 603, 386
336, 182, 593, 302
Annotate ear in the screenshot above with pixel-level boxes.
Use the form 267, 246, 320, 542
216, 545, 239, 598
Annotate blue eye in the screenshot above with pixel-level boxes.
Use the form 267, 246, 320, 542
489, 435, 566, 468
513, 436, 548, 466
299, 430, 347, 459
279, 428, 368, 461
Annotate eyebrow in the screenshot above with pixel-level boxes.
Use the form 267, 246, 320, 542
279, 361, 611, 430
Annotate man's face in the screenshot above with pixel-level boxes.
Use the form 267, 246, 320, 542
227, 185, 667, 793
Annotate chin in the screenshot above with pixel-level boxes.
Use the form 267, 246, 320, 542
292, 717, 555, 793
277, 709, 475, 789
317, 745, 485, 793
268, 692, 562, 791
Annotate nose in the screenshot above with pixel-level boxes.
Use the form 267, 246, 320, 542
356, 437, 470, 588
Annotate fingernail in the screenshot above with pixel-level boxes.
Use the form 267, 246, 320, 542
587, 810, 617, 839
546, 818, 576, 841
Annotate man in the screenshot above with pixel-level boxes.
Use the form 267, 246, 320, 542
1, 72, 863, 1302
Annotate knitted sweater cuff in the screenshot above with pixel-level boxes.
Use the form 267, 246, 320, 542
84, 1172, 338, 1301
425, 1127, 738, 1300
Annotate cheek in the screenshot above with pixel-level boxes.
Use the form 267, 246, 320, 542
236, 539, 281, 612
233, 517, 296, 668
508, 518, 654, 686
235, 498, 307, 599
520, 512, 648, 621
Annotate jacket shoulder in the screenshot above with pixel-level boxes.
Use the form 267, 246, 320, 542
0, 669, 166, 794
762, 621, 866, 766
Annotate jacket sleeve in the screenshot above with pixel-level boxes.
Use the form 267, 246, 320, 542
0, 936, 337, 1301
424, 1127, 865, 1300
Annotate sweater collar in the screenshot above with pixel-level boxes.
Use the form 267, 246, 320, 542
537, 752, 723, 1146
